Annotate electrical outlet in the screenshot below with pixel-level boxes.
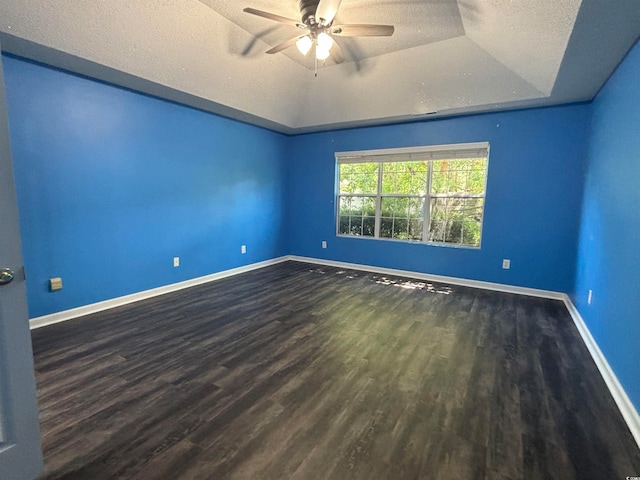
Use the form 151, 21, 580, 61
173, 257, 180, 267
588, 289, 593, 305
502, 259, 511, 270
322, 241, 327, 249
241, 245, 247, 254
49, 277, 63, 291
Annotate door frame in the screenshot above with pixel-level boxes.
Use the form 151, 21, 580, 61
0, 39, 44, 480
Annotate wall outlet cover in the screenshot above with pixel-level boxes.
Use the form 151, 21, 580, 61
49, 277, 63, 291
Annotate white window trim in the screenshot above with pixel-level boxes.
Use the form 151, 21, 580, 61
335, 142, 490, 249
336, 142, 490, 163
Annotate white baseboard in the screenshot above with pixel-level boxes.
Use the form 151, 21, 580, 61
29, 253, 640, 450
561, 295, 640, 449
287, 255, 640, 449
286, 255, 565, 300
29, 256, 289, 330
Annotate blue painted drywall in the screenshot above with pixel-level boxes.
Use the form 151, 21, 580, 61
574, 40, 640, 410
286, 106, 590, 292
2, 54, 287, 318
1, 53, 592, 318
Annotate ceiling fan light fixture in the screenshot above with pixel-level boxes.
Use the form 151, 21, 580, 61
243, 2, 395, 69
316, 32, 333, 51
296, 35, 313, 55
316, 45, 331, 60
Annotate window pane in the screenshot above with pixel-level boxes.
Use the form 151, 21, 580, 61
429, 218, 447, 243
407, 197, 423, 218
407, 198, 424, 241
408, 218, 423, 241
339, 163, 379, 194
380, 216, 393, 238
428, 197, 483, 247
363, 216, 376, 237
339, 196, 359, 216
463, 197, 484, 221
466, 158, 488, 194
380, 196, 424, 241
447, 219, 464, 244
394, 218, 408, 239
380, 197, 396, 238
338, 216, 351, 235
338, 195, 376, 237
350, 216, 363, 236
431, 158, 487, 195
462, 219, 482, 246
382, 161, 428, 195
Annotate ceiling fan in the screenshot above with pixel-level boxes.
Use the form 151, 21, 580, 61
243, 0, 394, 72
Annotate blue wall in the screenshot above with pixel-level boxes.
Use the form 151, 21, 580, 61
2, 55, 288, 318
0, 55, 593, 318
287, 106, 590, 292
574, 40, 640, 409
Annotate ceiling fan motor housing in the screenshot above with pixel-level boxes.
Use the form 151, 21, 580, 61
299, 0, 320, 25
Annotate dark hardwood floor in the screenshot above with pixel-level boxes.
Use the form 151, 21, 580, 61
31, 261, 640, 479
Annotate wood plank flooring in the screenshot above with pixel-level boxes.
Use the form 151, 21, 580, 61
31, 261, 640, 479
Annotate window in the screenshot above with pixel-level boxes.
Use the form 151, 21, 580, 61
336, 143, 489, 248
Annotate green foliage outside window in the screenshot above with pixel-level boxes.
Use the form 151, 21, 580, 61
382, 161, 428, 195
338, 155, 487, 247
338, 196, 376, 236
339, 163, 379, 195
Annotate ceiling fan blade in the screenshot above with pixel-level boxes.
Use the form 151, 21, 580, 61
331, 24, 395, 37
243, 8, 307, 29
330, 41, 345, 64
266, 35, 304, 54
315, 0, 342, 26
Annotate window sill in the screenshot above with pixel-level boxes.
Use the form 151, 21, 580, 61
335, 234, 482, 250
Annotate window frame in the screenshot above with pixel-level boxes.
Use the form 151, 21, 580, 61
335, 142, 490, 249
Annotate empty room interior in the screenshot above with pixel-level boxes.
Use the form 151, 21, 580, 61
1, 0, 640, 479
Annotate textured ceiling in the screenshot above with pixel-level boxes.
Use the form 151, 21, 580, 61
0, 0, 639, 133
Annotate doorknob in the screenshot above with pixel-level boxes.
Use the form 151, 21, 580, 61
0, 268, 15, 285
